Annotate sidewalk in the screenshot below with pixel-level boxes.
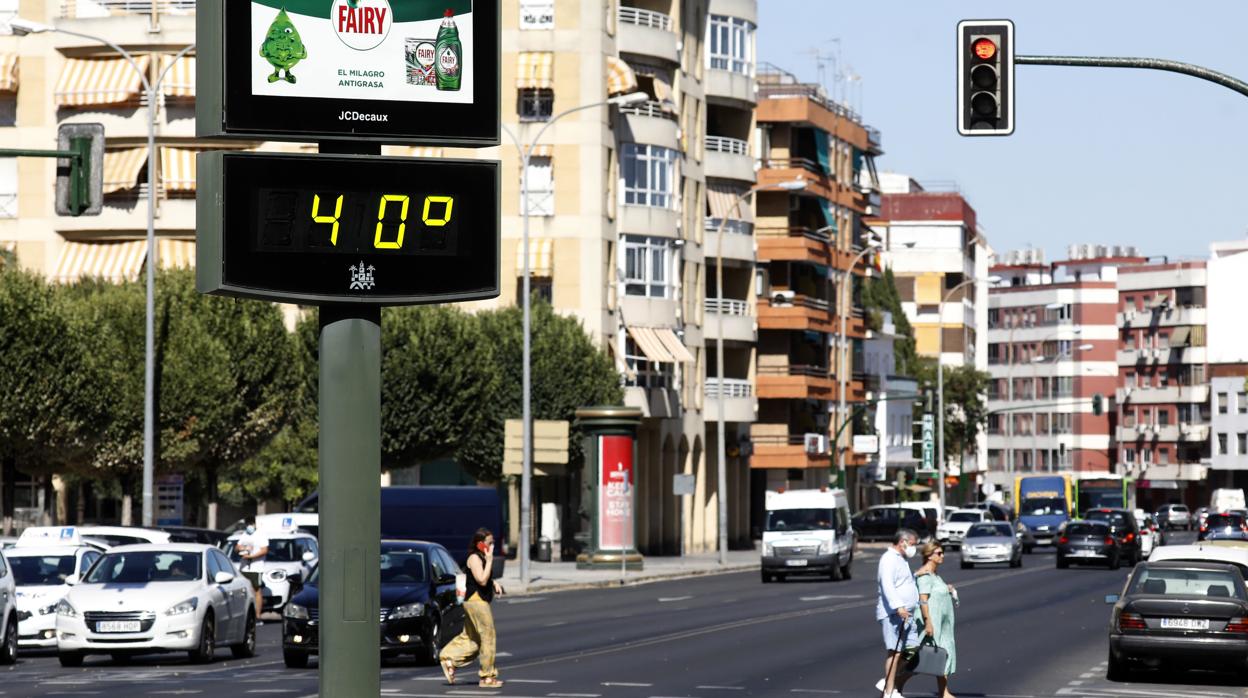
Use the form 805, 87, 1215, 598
499, 549, 761, 595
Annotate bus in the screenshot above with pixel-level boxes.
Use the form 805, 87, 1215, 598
1075, 474, 1134, 514
1014, 475, 1074, 547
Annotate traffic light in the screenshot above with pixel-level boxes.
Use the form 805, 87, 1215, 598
1092, 393, 1104, 417
957, 20, 1014, 136
55, 123, 104, 216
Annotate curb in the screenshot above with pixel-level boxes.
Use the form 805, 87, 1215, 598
504, 562, 760, 597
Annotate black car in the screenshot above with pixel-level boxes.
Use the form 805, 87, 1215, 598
1056, 520, 1120, 569
157, 526, 229, 547
1083, 508, 1143, 565
1105, 560, 1248, 680
1199, 512, 1247, 541
851, 506, 933, 542
282, 540, 465, 668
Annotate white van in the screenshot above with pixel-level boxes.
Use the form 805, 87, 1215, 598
1211, 488, 1246, 513
761, 488, 855, 583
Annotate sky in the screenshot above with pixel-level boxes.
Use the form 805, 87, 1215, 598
758, 1, 1248, 262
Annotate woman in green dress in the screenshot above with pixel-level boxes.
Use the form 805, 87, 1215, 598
917, 542, 958, 698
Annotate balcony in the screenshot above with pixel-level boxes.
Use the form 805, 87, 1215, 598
749, 424, 830, 469
617, 6, 679, 63
757, 294, 830, 333
1118, 346, 1208, 366
1118, 423, 1210, 443
705, 378, 756, 423
703, 218, 754, 262
756, 363, 833, 400
1116, 385, 1211, 405
619, 101, 680, 150
756, 227, 831, 265
707, 65, 756, 107
705, 298, 756, 343
705, 136, 756, 183
1118, 306, 1207, 328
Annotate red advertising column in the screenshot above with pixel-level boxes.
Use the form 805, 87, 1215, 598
576, 406, 643, 570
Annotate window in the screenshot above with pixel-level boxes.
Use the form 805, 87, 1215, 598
518, 88, 554, 121
522, 156, 554, 216
1056, 377, 1073, 397
519, 0, 554, 29
517, 276, 552, 304
1240, 392, 1248, 414
621, 235, 672, 298
988, 308, 1000, 328
1158, 409, 1170, 427
1220, 392, 1230, 414
1219, 433, 1229, 455
0, 158, 14, 219
1123, 448, 1135, 464
1159, 448, 1170, 465
707, 15, 755, 75
621, 143, 679, 209
1058, 339, 1072, 356
1142, 449, 1153, 465
624, 337, 673, 389
1240, 434, 1248, 456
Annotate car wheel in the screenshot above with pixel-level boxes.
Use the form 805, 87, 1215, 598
58, 651, 84, 668
960, 561, 971, 570
0, 614, 17, 665
189, 613, 216, 664
1110, 554, 1121, 571
1011, 554, 1022, 569
830, 560, 844, 582
840, 555, 853, 580
1106, 650, 1129, 682
1056, 556, 1069, 569
283, 649, 310, 669
775, 573, 787, 583
423, 619, 441, 666
1023, 545, 1033, 554
760, 571, 772, 584
231, 610, 257, 659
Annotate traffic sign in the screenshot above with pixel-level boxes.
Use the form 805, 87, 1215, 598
921, 413, 935, 470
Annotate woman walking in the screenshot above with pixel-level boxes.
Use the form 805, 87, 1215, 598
916, 542, 958, 698
440, 528, 504, 689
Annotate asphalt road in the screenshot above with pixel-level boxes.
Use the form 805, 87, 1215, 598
2, 530, 1239, 698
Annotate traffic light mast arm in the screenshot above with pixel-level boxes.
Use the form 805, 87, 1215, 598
0, 139, 94, 216
0, 148, 83, 159
831, 393, 925, 449
1017, 54, 1248, 99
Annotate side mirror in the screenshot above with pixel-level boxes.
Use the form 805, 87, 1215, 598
64, 573, 79, 586
1104, 594, 1120, 604
437, 574, 456, 586
302, 551, 316, 563
287, 572, 303, 585
214, 571, 235, 585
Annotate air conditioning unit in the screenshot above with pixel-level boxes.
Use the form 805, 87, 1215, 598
772, 290, 796, 306
804, 433, 827, 455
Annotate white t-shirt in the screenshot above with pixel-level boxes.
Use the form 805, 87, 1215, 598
236, 531, 270, 571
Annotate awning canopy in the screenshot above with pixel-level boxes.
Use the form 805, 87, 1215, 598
627, 326, 694, 364
706, 183, 754, 222
51, 241, 146, 283
516, 52, 553, 89
103, 148, 148, 194
813, 127, 831, 174
515, 238, 553, 276
157, 239, 195, 269
55, 55, 151, 107
159, 54, 195, 98
819, 199, 837, 232
159, 147, 198, 192
0, 54, 18, 93
606, 56, 637, 96
1168, 326, 1191, 348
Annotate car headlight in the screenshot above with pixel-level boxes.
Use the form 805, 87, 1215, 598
266, 569, 287, 583
764, 544, 775, 557
283, 604, 309, 620
55, 599, 76, 618
387, 603, 424, 620
165, 598, 199, 617
818, 540, 832, 554
38, 603, 57, 616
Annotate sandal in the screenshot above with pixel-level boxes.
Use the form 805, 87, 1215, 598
479, 677, 504, 688
440, 659, 456, 685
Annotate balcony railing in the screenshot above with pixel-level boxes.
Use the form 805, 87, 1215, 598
758, 364, 829, 378
624, 368, 674, 390
619, 100, 678, 121
705, 378, 753, 399
752, 433, 828, 447
705, 298, 751, 316
761, 157, 823, 175
706, 135, 750, 156
705, 217, 753, 235
766, 293, 830, 312
62, 0, 197, 18
756, 225, 831, 242
618, 6, 672, 31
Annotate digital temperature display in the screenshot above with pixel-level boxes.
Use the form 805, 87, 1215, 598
197, 151, 499, 305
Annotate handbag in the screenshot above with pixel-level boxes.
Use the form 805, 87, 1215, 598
906, 635, 949, 676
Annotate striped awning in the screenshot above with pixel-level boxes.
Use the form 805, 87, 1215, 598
706, 183, 754, 222
159, 147, 198, 192
515, 238, 553, 276
606, 56, 637, 96
652, 75, 674, 108
626, 326, 694, 364
103, 148, 149, 194
51, 241, 146, 283
55, 55, 151, 107
158, 54, 194, 98
0, 54, 18, 93
516, 52, 553, 89
157, 239, 195, 269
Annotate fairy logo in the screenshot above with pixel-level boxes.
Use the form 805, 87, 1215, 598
332, 0, 392, 51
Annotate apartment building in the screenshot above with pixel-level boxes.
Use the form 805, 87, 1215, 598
1208, 239, 1248, 486
748, 63, 882, 519
984, 247, 1128, 491
1116, 260, 1210, 508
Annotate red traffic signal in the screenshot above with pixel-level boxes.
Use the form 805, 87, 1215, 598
972, 37, 997, 61
957, 20, 1014, 136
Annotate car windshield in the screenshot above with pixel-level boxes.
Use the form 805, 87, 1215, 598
966, 523, 1010, 538
380, 551, 427, 584
766, 508, 836, 532
84, 551, 201, 584
1170, 505, 1189, 512
224, 538, 302, 563
949, 512, 980, 523
1130, 567, 1245, 599
1021, 498, 1066, 516
1065, 523, 1108, 536
9, 554, 76, 585
1207, 514, 1245, 528
1084, 510, 1129, 528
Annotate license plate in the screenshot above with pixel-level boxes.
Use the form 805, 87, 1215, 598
96, 621, 141, 633
785, 559, 808, 567
1071, 549, 1097, 557
1160, 618, 1209, 631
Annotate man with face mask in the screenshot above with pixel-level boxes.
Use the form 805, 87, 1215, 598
236, 516, 270, 621
876, 528, 920, 698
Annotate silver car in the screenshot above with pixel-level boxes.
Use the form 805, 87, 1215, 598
959, 522, 1023, 569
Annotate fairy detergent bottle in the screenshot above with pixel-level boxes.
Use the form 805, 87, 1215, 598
435, 9, 462, 91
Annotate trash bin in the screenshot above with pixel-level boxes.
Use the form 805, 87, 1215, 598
535, 536, 552, 562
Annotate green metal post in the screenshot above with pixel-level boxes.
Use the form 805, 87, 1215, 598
69, 137, 90, 216
318, 305, 381, 698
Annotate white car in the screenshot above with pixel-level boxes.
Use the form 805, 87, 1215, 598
223, 530, 318, 612
937, 509, 992, 548
74, 526, 171, 548
1148, 541, 1248, 584
55, 544, 256, 666
0, 549, 20, 664
8, 528, 104, 648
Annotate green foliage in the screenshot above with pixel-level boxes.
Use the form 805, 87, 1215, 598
910, 356, 991, 464
860, 267, 918, 376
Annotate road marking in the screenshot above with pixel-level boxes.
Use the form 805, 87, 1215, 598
544, 621, 569, 627
547, 694, 601, 697
1080, 673, 1096, 678
697, 686, 744, 691
505, 597, 548, 605
657, 596, 693, 603
509, 679, 557, 684
790, 691, 840, 695
244, 692, 299, 695
602, 682, 652, 687
799, 594, 864, 601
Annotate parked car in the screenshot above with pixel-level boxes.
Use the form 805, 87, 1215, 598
761, 488, 854, 583
224, 530, 319, 612
966, 501, 1014, 523
852, 505, 933, 543
55, 544, 256, 666
1133, 511, 1157, 558
1083, 508, 1143, 565
1105, 560, 1248, 681
1199, 512, 1247, 541
936, 509, 992, 548
1057, 520, 1120, 569
7, 528, 103, 648
0, 547, 21, 664
1149, 542, 1248, 585
74, 526, 171, 548
959, 522, 1023, 569
1155, 504, 1192, 531
282, 540, 465, 668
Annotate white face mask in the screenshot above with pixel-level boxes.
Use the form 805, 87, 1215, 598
245, 526, 256, 535
903, 544, 918, 559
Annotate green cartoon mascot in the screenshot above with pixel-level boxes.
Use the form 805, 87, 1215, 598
259, 8, 307, 84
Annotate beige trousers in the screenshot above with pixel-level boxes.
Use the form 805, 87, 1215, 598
439, 593, 498, 679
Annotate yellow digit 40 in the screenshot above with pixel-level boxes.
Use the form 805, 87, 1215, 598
311, 194, 344, 245
422, 196, 454, 227
374, 194, 411, 250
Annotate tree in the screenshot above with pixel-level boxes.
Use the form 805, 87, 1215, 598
861, 266, 919, 376
910, 356, 991, 467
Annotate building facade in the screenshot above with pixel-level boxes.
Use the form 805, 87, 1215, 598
1207, 239, 1248, 486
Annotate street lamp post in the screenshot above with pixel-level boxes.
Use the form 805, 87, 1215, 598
835, 239, 880, 488
501, 91, 647, 585
11, 18, 192, 526
712, 178, 805, 565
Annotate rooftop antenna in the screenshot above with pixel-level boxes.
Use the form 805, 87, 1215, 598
802, 38, 842, 104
